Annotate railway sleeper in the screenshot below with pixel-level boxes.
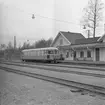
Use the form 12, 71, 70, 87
0, 66, 105, 97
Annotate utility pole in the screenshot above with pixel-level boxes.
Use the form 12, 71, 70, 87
104, 24, 105, 34
14, 36, 16, 49
87, 30, 90, 38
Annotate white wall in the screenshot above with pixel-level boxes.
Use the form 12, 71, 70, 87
52, 34, 72, 60
62, 47, 105, 62
97, 33, 105, 61
76, 49, 87, 58
89, 48, 105, 62
65, 50, 74, 60
91, 49, 95, 61
76, 48, 95, 61
100, 48, 105, 61
103, 36, 105, 42
52, 34, 70, 47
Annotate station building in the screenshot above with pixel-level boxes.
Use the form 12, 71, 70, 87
51, 31, 105, 62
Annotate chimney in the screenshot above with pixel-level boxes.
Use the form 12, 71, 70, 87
87, 30, 90, 38
14, 36, 16, 49
104, 24, 105, 34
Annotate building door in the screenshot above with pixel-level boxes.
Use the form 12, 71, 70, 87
95, 48, 100, 61
73, 51, 76, 60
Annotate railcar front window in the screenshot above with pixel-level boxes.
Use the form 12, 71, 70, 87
44, 50, 46, 54
55, 50, 57, 54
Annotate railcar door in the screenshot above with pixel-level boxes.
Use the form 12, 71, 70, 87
47, 50, 50, 59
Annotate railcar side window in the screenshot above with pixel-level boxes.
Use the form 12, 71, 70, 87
34, 51, 36, 56
44, 50, 47, 54
35, 51, 37, 56
38, 50, 40, 56
24, 52, 26, 56
50, 50, 53, 54
48, 50, 51, 54
28, 51, 29, 56
40, 50, 42, 55
43, 50, 45, 55
32, 51, 34, 56
38, 50, 39, 56
43, 50, 45, 54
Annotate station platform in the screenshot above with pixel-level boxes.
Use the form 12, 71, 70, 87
60, 60, 105, 67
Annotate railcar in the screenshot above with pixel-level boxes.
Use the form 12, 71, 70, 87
21, 47, 62, 63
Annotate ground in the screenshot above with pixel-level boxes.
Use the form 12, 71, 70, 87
0, 70, 105, 105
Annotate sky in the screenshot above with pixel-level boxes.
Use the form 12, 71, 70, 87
0, 0, 105, 47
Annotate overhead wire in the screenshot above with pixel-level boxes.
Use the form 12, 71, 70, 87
2, 3, 104, 28
2, 3, 81, 26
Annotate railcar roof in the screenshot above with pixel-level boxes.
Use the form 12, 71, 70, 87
22, 47, 58, 52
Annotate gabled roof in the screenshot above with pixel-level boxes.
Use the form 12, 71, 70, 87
74, 37, 100, 45
61, 31, 85, 44
51, 31, 85, 46
97, 34, 105, 41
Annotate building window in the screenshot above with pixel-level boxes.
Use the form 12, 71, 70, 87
80, 51, 84, 58
87, 50, 91, 58
60, 39, 63, 45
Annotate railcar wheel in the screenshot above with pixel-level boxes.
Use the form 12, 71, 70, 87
51, 60, 54, 63
48, 61, 51, 63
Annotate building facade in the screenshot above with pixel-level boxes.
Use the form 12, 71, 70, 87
51, 31, 105, 62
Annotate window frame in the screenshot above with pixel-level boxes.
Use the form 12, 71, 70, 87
87, 50, 91, 58
80, 51, 84, 58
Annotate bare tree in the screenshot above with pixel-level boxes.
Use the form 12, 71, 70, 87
35, 38, 53, 48
21, 41, 31, 50
46, 38, 53, 47
0, 44, 6, 50
7, 42, 13, 49
82, 0, 104, 37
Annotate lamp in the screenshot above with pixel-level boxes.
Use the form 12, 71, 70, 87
32, 14, 35, 19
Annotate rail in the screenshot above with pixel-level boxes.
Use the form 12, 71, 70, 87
0, 65, 105, 97
1, 61, 105, 78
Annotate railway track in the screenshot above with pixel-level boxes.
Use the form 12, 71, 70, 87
1, 61, 105, 78
0, 65, 105, 97
1, 60, 105, 71
24, 61, 105, 72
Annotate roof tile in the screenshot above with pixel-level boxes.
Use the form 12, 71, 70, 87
61, 31, 85, 44
74, 37, 100, 45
